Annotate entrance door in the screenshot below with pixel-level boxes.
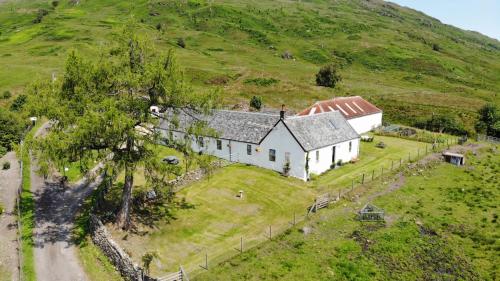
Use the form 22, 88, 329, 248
332, 146, 336, 164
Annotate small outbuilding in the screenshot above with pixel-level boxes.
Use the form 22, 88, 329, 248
442, 152, 465, 166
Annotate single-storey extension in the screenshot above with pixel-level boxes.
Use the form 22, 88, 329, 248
298, 96, 382, 134
156, 109, 360, 181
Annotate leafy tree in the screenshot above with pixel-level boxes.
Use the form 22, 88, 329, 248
315, 64, 342, 88
249, 95, 262, 111
476, 104, 500, 137
0, 107, 26, 156
424, 114, 465, 135
28, 33, 218, 230
10, 94, 27, 111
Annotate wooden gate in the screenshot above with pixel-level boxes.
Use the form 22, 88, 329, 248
158, 266, 189, 281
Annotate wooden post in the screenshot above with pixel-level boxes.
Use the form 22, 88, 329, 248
293, 212, 296, 226
205, 253, 208, 270
338, 189, 341, 200
351, 179, 354, 191
269, 225, 272, 240
362, 173, 365, 184
408, 152, 411, 162
400, 158, 402, 168
372, 170, 375, 181
391, 160, 394, 170
426, 145, 428, 154
381, 167, 384, 179
417, 149, 420, 158
240, 237, 243, 253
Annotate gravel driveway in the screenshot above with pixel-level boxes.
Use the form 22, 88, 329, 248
31, 123, 102, 281
0, 152, 20, 281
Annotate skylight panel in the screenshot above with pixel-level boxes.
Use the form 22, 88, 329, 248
336, 104, 349, 116
344, 103, 357, 114
352, 101, 365, 112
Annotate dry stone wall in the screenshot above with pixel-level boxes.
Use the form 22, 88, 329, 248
89, 215, 157, 281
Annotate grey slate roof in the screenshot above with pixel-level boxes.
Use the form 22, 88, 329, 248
158, 109, 359, 151
284, 111, 360, 151
158, 109, 279, 144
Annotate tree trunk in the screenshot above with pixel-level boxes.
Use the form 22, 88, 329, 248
116, 165, 134, 230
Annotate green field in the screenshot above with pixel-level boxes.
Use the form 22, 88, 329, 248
0, 0, 499, 133
96, 135, 432, 278
195, 143, 499, 281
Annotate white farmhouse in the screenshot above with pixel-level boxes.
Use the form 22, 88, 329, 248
156, 109, 360, 181
298, 96, 382, 134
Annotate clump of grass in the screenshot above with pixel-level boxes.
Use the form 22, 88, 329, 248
244, 77, 279, 86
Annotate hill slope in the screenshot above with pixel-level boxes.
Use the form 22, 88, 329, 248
0, 0, 499, 132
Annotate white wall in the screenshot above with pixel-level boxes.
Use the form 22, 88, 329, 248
158, 123, 360, 181
308, 138, 360, 177
347, 112, 382, 134
158, 122, 308, 180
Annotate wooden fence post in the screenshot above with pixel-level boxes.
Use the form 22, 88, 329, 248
293, 212, 296, 226
417, 149, 420, 158
205, 253, 208, 270
408, 152, 411, 162
269, 225, 272, 240
400, 158, 402, 168
381, 167, 384, 179
240, 237, 243, 253
338, 189, 341, 200
362, 173, 365, 184
426, 145, 428, 154
351, 179, 354, 191
372, 170, 375, 181
391, 160, 394, 170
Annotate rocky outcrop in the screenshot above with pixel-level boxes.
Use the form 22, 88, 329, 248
89, 215, 157, 281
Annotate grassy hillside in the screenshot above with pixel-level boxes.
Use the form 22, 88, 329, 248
0, 0, 499, 133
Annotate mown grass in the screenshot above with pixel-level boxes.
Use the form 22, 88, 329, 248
0, 0, 499, 132
195, 144, 499, 281
101, 135, 429, 277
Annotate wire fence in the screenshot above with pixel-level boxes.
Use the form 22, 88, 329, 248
181, 136, 459, 278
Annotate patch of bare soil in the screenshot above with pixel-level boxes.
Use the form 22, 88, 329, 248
0, 152, 20, 281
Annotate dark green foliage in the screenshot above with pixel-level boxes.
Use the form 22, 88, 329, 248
177, 38, 186, 48
415, 114, 467, 135
33, 9, 49, 24
2, 161, 10, 170
51, 1, 59, 8
315, 64, 342, 88
249, 95, 262, 110
476, 104, 500, 137
244, 78, 278, 87
432, 43, 441, 51
10, 94, 27, 111
0, 107, 25, 155
1, 90, 11, 99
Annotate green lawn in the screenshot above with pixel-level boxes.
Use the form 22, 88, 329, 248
109, 164, 316, 276
105, 134, 433, 277
195, 144, 499, 281
313, 135, 431, 190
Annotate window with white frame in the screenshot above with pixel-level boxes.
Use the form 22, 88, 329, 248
247, 144, 252, 155
216, 139, 222, 150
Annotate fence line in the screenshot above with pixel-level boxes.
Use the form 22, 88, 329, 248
186, 136, 460, 278
477, 134, 500, 144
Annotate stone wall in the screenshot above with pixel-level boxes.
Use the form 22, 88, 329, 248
89, 215, 157, 281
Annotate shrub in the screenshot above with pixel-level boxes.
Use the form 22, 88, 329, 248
10, 94, 27, 111
1, 91, 11, 99
2, 161, 10, 170
432, 43, 441, 51
177, 38, 186, 48
33, 9, 49, 24
244, 78, 279, 87
249, 96, 263, 111
315, 64, 342, 88
51, 1, 59, 7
